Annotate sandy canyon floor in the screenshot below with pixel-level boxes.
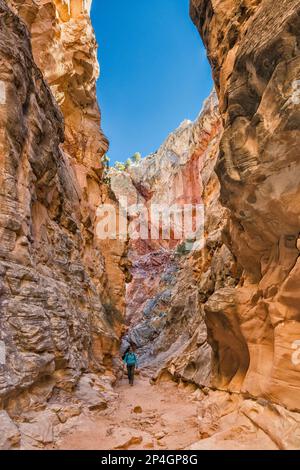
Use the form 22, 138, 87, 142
52, 370, 278, 451
55, 371, 200, 451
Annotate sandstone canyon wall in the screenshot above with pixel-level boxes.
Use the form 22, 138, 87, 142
190, 0, 300, 411
0, 0, 300, 451
183, 0, 300, 449
0, 0, 126, 437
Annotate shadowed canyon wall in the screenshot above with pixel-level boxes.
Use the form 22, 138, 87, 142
0, 0, 126, 426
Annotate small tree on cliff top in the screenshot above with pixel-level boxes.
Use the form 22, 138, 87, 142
131, 152, 142, 164
115, 161, 126, 171
124, 158, 132, 169
101, 154, 110, 169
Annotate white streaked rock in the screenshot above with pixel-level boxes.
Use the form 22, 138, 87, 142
0, 81, 5, 104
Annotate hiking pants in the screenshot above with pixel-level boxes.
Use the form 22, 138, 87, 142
127, 365, 135, 385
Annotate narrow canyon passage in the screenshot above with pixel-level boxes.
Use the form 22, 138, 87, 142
0, 0, 300, 452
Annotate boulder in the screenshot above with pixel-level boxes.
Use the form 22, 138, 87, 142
19, 410, 59, 449
74, 375, 108, 411
0, 412, 20, 450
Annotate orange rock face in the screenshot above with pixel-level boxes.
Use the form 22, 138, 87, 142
191, 0, 300, 412
0, 0, 126, 419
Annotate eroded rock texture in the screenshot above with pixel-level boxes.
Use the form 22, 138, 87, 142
191, 0, 300, 411
0, 0, 126, 424
116, 0, 300, 449
111, 93, 234, 384
128, 95, 240, 387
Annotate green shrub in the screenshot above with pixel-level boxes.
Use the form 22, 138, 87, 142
124, 158, 132, 169
101, 154, 110, 168
175, 241, 189, 256
131, 152, 142, 163
115, 161, 126, 171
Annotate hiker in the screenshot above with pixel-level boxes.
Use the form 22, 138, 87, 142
123, 346, 138, 386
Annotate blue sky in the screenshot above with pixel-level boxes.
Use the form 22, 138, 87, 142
91, 0, 213, 164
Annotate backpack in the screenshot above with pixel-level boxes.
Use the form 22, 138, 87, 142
122, 346, 131, 361
126, 352, 136, 366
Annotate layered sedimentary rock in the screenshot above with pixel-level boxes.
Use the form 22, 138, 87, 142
125, 95, 239, 385
189, 389, 300, 450
0, 0, 126, 429
190, 0, 300, 411
111, 93, 235, 381
1, 0, 299, 451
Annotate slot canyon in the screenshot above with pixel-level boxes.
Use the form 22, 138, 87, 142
0, 0, 300, 451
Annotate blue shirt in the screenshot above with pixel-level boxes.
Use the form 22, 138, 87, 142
123, 352, 138, 366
